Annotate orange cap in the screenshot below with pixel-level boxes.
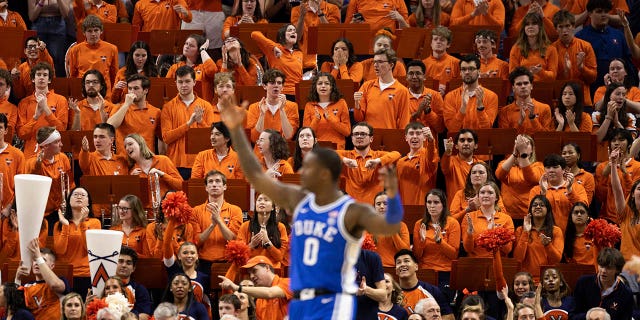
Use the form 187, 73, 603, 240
241, 255, 274, 269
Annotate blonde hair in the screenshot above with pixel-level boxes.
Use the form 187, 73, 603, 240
125, 133, 154, 166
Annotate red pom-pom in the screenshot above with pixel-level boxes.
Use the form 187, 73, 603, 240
361, 233, 377, 251
161, 191, 193, 224
584, 219, 622, 248
475, 227, 515, 252
86, 299, 109, 320
225, 240, 250, 266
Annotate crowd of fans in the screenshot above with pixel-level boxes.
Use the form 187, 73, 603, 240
2, 0, 640, 318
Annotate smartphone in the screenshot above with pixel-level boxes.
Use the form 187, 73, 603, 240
353, 12, 364, 21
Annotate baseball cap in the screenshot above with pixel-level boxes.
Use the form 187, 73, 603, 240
241, 256, 274, 269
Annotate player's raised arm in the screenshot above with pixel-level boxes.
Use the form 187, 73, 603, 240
345, 165, 403, 237
218, 93, 305, 212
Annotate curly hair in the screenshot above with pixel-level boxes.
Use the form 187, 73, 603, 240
263, 129, 290, 160
307, 72, 343, 103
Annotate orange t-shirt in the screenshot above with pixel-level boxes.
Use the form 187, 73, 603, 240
361, 58, 406, 82
513, 226, 564, 281
595, 160, 640, 224
236, 221, 289, 268
409, 87, 445, 134
593, 86, 640, 107
17, 90, 69, 159
0, 145, 25, 208
53, 218, 102, 277
575, 168, 595, 205
498, 100, 553, 135
495, 161, 545, 220
569, 0, 628, 15
194, 200, 243, 261
245, 99, 299, 142
0, 219, 47, 262
407, 11, 451, 27
336, 149, 401, 203
529, 182, 588, 232
371, 223, 410, 267
25, 154, 75, 215
132, 0, 193, 31
255, 276, 292, 320
551, 38, 598, 106
412, 216, 460, 271
397, 142, 439, 205
161, 95, 216, 168
461, 209, 514, 257
251, 31, 303, 96
165, 59, 219, 103
74, 99, 114, 131
73, 0, 118, 24
450, 0, 505, 29
24, 280, 66, 320
146, 221, 197, 258
291, 2, 341, 68
566, 235, 596, 266
191, 148, 245, 180
558, 112, 593, 133
0, 99, 18, 137
354, 79, 412, 129
443, 85, 499, 132
509, 45, 559, 82
109, 102, 161, 155
450, 190, 507, 222
302, 99, 350, 149
422, 53, 459, 88
320, 61, 364, 83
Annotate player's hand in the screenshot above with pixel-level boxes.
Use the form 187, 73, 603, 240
219, 93, 248, 130
379, 164, 398, 198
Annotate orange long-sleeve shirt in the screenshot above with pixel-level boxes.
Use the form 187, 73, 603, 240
495, 161, 545, 220
191, 148, 244, 180
461, 209, 514, 257
251, 31, 303, 96
73, 0, 118, 24
619, 206, 640, 260
261, 159, 294, 176
480, 56, 510, 81
74, 99, 114, 131
509, 45, 559, 82
320, 61, 364, 83
508, 2, 560, 39
236, 221, 289, 268
0, 219, 46, 263
422, 53, 459, 88
131, 155, 183, 198
194, 200, 243, 261
595, 160, 640, 223
78, 149, 128, 176
441, 154, 483, 206
336, 149, 401, 203
0, 98, 18, 137
575, 168, 595, 205
450, 0, 505, 29
529, 183, 588, 232
132, 0, 192, 31
0, 144, 25, 209
371, 222, 410, 267
361, 59, 406, 82
291, 1, 341, 68
25, 154, 75, 215
24, 279, 65, 320
593, 86, 640, 107
110, 224, 151, 258
412, 217, 460, 271
450, 190, 506, 222
246, 99, 299, 142
513, 226, 564, 281
346, 0, 409, 33
216, 56, 262, 86
443, 86, 499, 132
409, 87, 445, 134
397, 141, 439, 205
53, 218, 102, 277
161, 95, 216, 168
12, 50, 54, 100
566, 235, 596, 266
109, 102, 161, 155
551, 38, 598, 106
255, 276, 292, 320
354, 79, 411, 129
222, 16, 268, 40
67, 40, 119, 96
558, 112, 593, 133
17, 90, 68, 159
146, 221, 196, 258
0, 10, 26, 29
302, 99, 350, 149
498, 100, 553, 135
569, 0, 628, 15
165, 59, 219, 103
407, 11, 451, 27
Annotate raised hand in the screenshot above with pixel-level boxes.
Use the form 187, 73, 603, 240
81, 136, 90, 152
379, 165, 399, 198
419, 223, 427, 242
218, 93, 248, 129
466, 213, 474, 234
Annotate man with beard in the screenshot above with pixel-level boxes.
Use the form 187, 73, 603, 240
218, 256, 293, 320
354, 48, 411, 130
336, 122, 401, 203
441, 129, 482, 205
11, 36, 54, 100
66, 15, 118, 101
191, 121, 243, 179
443, 54, 498, 133
474, 30, 509, 81
397, 122, 439, 205
498, 67, 553, 135
108, 74, 161, 155
78, 123, 128, 176
406, 60, 445, 135
551, 10, 598, 106
69, 70, 113, 131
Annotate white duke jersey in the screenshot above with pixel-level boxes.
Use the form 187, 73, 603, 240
289, 193, 362, 294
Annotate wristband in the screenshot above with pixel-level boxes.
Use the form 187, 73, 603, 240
35, 257, 46, 265
238, 284, 243, 293
385, 193, 404, 224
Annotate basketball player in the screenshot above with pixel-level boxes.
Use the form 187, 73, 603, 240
217, 93, 404, 319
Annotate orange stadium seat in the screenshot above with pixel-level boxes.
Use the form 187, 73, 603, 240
230, 24, 286, 56
2, 261, 74, 288
450, 257, 521, 291
541, 263, 596, 291
306, 24, 372, 56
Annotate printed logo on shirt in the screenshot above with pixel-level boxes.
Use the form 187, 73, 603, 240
388, 94, 395, 100
415, 162, 420, 170
165, 3, 171, 9
227, 164, 234, 173
150, 117, 156, 124
382, 3, 390, 8
332, 109, 338, 116
50, 106, 56, 112
612, 39, 619, 45
135, 235, 141, 242
610, 302, 619, 310
445, 67, 451, 74
101, 56, 107, 63
104, 10, 109, 16
33, 295, 43, 307
5, 158, 13, 166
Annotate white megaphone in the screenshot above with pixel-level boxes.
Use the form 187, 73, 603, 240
86, 230, 123, 297
15, 174, 52, 272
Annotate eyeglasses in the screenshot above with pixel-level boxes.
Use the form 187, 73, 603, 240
531, 202, 545, 208
352, 132, 371, 137
71, 193, 88, 198
26, 45, 38, 50
117, 206, 131, 211
572, 210, 588, 215
373, 60, 389, 65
